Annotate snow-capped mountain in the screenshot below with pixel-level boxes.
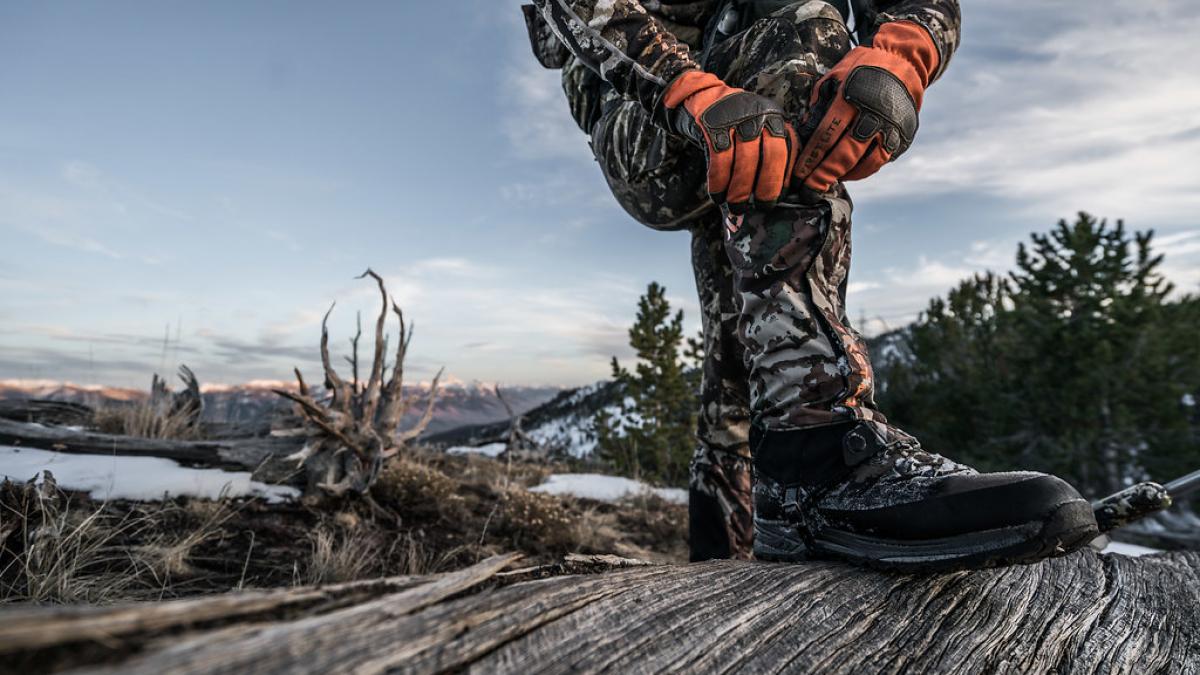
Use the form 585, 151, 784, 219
427, 379, 624, 457
0, 379, 561, 436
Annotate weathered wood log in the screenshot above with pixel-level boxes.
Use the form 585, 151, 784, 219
0, 400, 93, 426
0, 550, 1196, 674
0, 419, 303, 484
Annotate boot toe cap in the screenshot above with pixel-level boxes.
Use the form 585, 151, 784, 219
822, 471, 1095, 541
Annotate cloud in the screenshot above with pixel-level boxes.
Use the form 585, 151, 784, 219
61, 160, 105, 190
1156, 227, 1200, 293
34, 227, 124, 259
496, 8, 594, 166
500, 64, 592, 163
854, 0, 1200, 225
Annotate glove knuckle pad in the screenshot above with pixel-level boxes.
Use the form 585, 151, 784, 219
701, 92, 787, 143
711, 130, 733, 152
843, 66, 918, 157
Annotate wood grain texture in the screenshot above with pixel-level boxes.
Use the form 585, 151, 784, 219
0, 574, 425, 654
1, 551, 1196, 674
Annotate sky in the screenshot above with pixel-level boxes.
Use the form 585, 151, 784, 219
1, 1, 1198, 389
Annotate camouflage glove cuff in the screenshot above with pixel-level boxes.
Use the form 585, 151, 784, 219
663, 71, 799, 213
793, 21, 939, 193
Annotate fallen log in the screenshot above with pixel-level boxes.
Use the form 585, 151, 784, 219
0, 400, 93, 426
0, 550, 1196, 673
0, 419, 303, 484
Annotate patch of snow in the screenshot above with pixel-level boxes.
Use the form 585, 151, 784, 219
527, 401, 649, 459
528, 414, 599, 458
446, 442, 507, 458
563, 382, 602, 407
0, 446, 299, 503
1101, 541, 1161, 557
530, 473, 687, 505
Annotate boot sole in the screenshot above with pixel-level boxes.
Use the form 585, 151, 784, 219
754, 499, 1099, 571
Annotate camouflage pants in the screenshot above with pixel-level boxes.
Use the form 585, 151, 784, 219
565, 1, 881, 560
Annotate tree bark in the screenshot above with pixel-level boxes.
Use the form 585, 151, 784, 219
0, 550, 1196, 674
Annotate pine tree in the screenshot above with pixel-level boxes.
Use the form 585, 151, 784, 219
594, 283, 698, 487
878, 213, 1200, 497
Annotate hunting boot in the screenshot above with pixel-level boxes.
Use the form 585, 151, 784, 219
752, 421, 1100, 570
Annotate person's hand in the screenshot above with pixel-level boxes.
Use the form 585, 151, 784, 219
793, 21, 939, 192
663, 71, 799, 213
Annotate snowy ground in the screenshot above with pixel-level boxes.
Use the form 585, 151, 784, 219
530, 473, 687, 505
0, 446, 299, 503
1099, 540, 1161, 557
445, 442, 507, 458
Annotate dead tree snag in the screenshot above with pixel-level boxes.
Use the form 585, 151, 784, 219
274, 269, 442, 497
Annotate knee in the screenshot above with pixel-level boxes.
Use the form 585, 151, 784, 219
764, 1, 852, 73
770, 1, 847, 27
560, 57, 612, 134
590, 101, 710, 232
713, 3, 851, 116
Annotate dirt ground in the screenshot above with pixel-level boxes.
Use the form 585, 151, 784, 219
0, 447, 688, 604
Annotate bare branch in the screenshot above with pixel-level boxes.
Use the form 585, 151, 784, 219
273, 390, 362, 453
379, 303, 410, 428
355, 269, 390, 428
318, 303, 351, 415
293, 368, 309, 397
495, 385, 516, 419
394, 368, 443, 444
346, 311, 362, 392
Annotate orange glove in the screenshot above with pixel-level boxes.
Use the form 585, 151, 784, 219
663, 71, 799, 213
794, 21, 940, 192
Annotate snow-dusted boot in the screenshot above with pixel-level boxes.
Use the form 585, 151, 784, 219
752, 422, 1099, 570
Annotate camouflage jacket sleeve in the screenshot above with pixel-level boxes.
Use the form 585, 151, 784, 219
869, 0, 961, 83
532, 0, 701, 116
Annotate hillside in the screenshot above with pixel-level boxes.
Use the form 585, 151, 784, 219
427, 380, 623, 456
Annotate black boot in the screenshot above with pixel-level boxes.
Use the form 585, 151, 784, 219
752, 422, 1099, 570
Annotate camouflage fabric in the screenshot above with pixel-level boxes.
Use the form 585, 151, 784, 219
1093, 482, 1173, 533
547, 0, 961, 559
532, 0, 961, 120
688, 223, 754, 560
532, 0, 704, 117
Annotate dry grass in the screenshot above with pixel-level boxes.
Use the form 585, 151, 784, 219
374, 458, 469, 522
93, 401, 202, 440
372, 447, 688, 564
1, 476, 146, 604
386, 531, 463, 576
495, 488, 578, 551
305, 526, 381, 585
0, 478, 250, 604
131, 498, 236, 587
0, 447, 688, 605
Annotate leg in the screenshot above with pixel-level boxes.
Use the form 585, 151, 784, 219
705, 1, 876, 430
688, 222, 754, 561
564, 55, 755, 559
564, 56, 714, 232
705, 3, 1099, 569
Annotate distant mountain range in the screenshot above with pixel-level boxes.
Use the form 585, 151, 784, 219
425, 330, 913, 457
0, 332, 910, 446
0, 379, 563, 436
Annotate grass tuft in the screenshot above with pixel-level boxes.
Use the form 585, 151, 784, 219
93, 401, 202, 440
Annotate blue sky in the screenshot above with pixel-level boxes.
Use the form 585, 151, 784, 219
2, 1, 1198, 389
